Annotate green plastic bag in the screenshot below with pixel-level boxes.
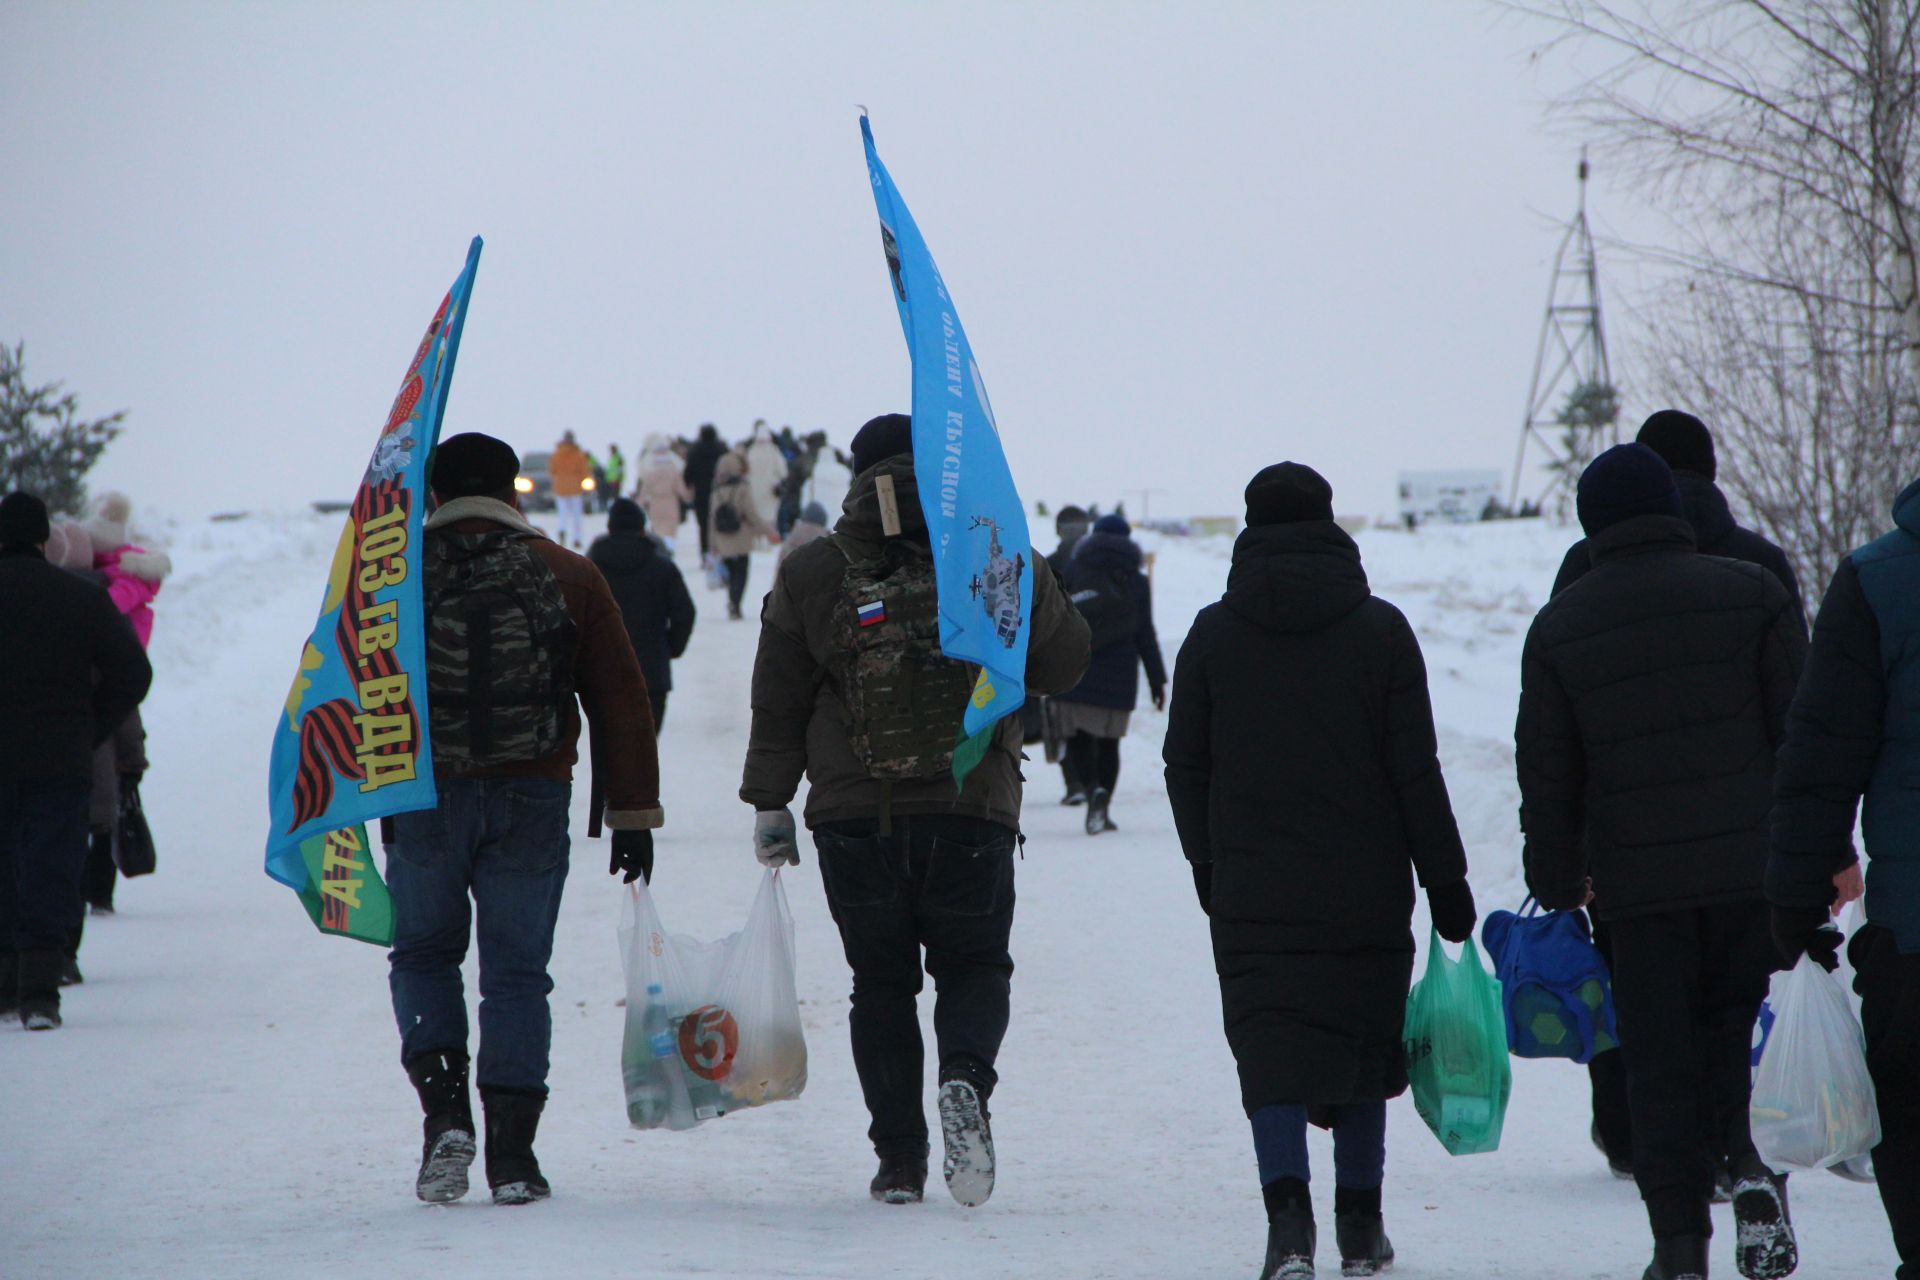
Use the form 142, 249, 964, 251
1403, 926, 1512, 1155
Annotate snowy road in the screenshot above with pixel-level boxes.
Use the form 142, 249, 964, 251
1, 514, 1896, 1278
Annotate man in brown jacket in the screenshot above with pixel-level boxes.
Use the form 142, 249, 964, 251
741, 414, 1091, 1209
389, 433, 662, 1209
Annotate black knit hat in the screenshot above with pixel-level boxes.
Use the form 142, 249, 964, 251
850, 414, 913, 476
1245, 462, 1334, 526
430, 432, 521, 499
1637, 410, 1716, 480
607, 497, 646, 534
0, 491, 51, 551
1576, 443, 1684, 536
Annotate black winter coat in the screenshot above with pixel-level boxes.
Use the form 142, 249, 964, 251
1518, 515, 1806, 919
683, 436, 726, 499
0, 549, 153, 781
1056, 531, 1166, 712
1163, 522, 1469, 1112
586, 533, 696, 694
1552, 471, 1804, 625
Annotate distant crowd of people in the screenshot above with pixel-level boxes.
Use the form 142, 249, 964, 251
4, 405, 1916, 1280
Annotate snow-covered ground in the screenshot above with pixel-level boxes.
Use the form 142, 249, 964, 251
2, 513, 1897, 1279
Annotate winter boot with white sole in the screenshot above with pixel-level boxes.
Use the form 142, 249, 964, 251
405, 1050, 476, 1204
937, 1078, 996, 1208
1732, 1166, 1798, 1279
482, 1087, 551, 1206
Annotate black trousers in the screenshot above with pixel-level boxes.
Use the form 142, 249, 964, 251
0, 777, 90, 959
1588, 916, 1634, 1163
1608, 899, 1775, 1239
1852, 923, 1920, 1279
648, 689, 668, 736
693, 487, 713, 555
812, 815, 1017, 1158
1064, 733, 1120, 795
723, 556, 750, 613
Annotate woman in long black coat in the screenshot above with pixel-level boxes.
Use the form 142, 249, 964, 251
1163, 463, 1477, 1280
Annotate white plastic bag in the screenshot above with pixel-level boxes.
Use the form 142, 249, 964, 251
1827, 901, 1876, 1182
1749, 951, 1881, 1173
618, 870, 808, 1131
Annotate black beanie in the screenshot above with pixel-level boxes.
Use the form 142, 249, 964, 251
607, 497, 645, 534
1637, 410, 1716, 480
0, 491, 51, 551
1576, 443, 1684, 536
430, 432, 521, 499
1245, 462, 1334, 526
850, 414, 913, 476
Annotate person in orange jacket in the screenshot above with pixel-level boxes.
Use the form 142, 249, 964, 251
549, 432, 591, 548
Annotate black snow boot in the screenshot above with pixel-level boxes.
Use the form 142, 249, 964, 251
1084, 788, 1114, 835
870, 1152, 929, 1204
481, 1087, 551, 1205
1731, 1160, 1797, 1279
1261, 1179, 1316, 1280
405, 1050, 476, 1203
1333, 1185, 1394, 1277
18, 950, 64, 1030
1643, 1233, 1709, 1280
937, 1072, 996, 1208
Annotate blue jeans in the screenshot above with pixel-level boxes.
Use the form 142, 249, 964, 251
0, 776, 91, 955
385, 777, 572, 1095
1251, 1101, 1387, 1189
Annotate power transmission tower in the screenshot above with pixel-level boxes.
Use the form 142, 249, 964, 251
1510, 154, 1618, 510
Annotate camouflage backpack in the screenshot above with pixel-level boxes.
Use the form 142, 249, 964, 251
831, 536, 976, 781
423, 528, 578, 771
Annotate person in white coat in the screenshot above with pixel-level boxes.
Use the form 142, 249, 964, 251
743, 421, 787, 548
634, 435, 692, 554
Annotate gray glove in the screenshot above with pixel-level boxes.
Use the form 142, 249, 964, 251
754, 807, 800, 867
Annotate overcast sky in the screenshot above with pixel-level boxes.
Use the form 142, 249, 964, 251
5, 1, 1657, 524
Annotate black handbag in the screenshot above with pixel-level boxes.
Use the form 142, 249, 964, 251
114, 780, 157, 877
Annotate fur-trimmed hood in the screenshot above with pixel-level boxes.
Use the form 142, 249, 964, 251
424, 495, 546, 539
114, 548, 173, 583
82, 491, 135, 557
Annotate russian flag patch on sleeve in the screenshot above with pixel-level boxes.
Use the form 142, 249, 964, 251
857, 600, 887, 627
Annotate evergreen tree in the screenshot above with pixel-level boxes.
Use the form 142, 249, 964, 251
0, 343, 124, 514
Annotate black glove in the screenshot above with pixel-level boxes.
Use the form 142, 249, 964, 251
1770, 905, 1841, 972
1534, 876, 1593, 913
610, 829, 654, 885
1428, 879, 1477, 944
1191, 862, 1213, 916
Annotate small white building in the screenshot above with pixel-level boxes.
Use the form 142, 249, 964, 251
1397, 470, 1503, 526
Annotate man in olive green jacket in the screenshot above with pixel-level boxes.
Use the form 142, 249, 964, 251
740, 415, 1089, 1210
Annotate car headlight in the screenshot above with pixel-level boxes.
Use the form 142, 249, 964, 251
581, 477, 597, 491
514, 476, 535, 494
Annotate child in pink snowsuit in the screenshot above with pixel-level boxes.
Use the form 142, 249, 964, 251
84, 493, 170, 649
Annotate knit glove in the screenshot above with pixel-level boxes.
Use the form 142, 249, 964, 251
1427, 879, 1478, 944
609, 829, 654, 885
1770, 906, 1842, 972
754, 807, 800, 868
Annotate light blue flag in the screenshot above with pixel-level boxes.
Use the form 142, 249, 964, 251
860, 116, 1033, 782
261, 237, 481, 942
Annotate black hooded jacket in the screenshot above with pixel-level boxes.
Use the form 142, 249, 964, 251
1056, 530, 1166, 713
1552, 471, 1803, 625
0, 548, 153, 781
1163, 521, 1468, 1111
1518, 514, 1806, 918
585, 532, 695, 694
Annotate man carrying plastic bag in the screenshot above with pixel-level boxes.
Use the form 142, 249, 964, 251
1770, 473, 1920, 1280
1516, 446, 1807, 1280
619, 870, 806, 1131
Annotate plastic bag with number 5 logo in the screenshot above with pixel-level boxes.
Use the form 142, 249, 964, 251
619, 870, 808, 1131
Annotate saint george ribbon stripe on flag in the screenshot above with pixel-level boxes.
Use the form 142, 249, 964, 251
859, 116, 1033, 784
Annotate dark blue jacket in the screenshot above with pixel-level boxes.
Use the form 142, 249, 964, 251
1056, 531, 1166, 713
1552, 471, 1804, 628
585, 532, 695, 694
1770, 478, 1920, 952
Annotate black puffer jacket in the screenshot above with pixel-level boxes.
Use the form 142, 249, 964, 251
1056, 530, 1166, 712
1164, 522, 1468, 1112
1518, 514, 1806, 918
0, 549, 153, 781
1552, 471, 1803, 625
585, 532, 695, 694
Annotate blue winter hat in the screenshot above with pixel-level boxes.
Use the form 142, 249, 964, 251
1094, 513, 1131, 536
801, 501, 829, 526
1576, 443, 1684, 537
